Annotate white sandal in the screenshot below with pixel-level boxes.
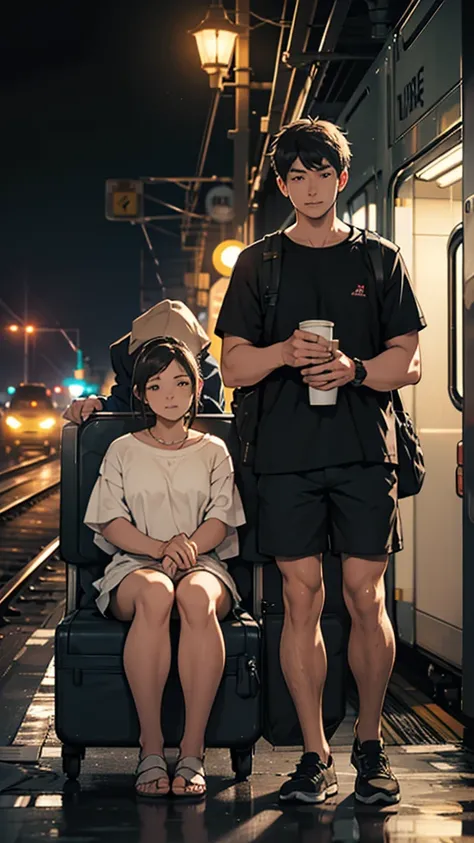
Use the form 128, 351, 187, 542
172, 755, 207, 800
135, 754, 170, 799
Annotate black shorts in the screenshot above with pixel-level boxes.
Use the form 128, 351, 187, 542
257, 463, 402, 558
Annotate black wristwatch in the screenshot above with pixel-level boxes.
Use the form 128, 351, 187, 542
351, 357, 367, 387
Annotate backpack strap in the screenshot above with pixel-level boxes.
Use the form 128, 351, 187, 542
361, 229, 385, 352
261, 231, 283, 344
363, 229, 384, 287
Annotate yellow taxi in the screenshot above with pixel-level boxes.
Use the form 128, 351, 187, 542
3, 383, 62, 456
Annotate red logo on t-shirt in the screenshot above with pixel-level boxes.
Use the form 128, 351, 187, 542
351, 284, 366, 297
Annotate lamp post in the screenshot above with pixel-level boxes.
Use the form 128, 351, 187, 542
8, 324, 35, 382
7, 325, 83, 381
191, 0, 250, 242
24, 325, 34, 382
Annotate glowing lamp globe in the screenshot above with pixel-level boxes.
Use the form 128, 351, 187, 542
212, 239, 245, 277
191, 2, 239, 89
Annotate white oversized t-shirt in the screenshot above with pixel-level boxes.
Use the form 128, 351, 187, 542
84, 432, 245, 562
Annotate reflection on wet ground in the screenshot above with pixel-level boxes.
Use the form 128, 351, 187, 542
2, 640, 474, 841
2, 742, 474, 842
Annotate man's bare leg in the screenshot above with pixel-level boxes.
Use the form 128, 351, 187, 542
342, 555, 395, 742
277, 555, 329, 761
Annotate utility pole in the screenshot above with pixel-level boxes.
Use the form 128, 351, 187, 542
23, 281, 28, 383
140, 248, 145, 313
233, 0, 250, 243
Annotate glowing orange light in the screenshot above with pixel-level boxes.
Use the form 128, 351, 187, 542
30, 401, 38, 407
8, 324, 19, 332
25, 325, 35, 334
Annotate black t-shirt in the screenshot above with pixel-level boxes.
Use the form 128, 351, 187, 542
215, 227, 427, 474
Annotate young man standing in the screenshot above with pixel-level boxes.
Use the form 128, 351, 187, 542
215, 119, 426, 805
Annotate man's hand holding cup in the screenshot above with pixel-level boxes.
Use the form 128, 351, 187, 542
301, 346, 356, 390
280, 328, 336, 369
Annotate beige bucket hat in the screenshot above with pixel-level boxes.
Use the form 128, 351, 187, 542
128, 299, 210, 357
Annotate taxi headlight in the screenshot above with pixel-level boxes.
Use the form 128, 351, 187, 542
39, 417, 56, 430
6, 415, 21, 430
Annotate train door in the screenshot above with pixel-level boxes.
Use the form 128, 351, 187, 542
462, 0, 474, 720
393, 141, 463, 668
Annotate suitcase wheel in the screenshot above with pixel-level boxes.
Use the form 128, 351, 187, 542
62, 745, 84, 780
230, 747, 253, 781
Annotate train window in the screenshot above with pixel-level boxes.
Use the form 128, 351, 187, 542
347, 181, 377, 231
450, 232, 463, 405
349, 191, 367, 228
368, 202, 377, 231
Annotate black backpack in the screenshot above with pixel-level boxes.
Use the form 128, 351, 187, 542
231, 231, 284, 562
362, 230, 425, 500
231, 229, 425, 563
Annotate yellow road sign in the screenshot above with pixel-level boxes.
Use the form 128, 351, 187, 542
112, 191, 139, 217
105, 179, 143, 221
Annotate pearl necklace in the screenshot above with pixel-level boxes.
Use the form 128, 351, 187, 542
148, 428, 189, 447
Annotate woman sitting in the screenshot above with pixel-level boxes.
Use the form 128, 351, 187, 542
84, 337, 244, 800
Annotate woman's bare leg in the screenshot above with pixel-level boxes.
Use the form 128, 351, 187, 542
110, 568, 175, 795
173, 571, 231, 794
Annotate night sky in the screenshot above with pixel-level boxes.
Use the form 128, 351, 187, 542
1, 0, 281, 391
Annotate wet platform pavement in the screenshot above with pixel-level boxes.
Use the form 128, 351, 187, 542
2, 689, 474, 843
2, 612, 474, 842
2, 741, 474, 843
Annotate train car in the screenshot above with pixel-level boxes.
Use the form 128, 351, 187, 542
336, 0, 463, 676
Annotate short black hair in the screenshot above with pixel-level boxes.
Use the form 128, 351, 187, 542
132, 337, 200, 428
269, 118, 352, 182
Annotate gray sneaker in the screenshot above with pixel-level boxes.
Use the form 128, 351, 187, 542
279, 752, 338, 804
351, 737, 400, 805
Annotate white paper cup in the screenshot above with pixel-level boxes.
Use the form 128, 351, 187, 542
299, 320, 338, 406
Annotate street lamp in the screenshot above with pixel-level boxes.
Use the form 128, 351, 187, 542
190, 1, 239, 90
6, 325, 83, 383
191, 1, 250, 241
9, 324, 35, 381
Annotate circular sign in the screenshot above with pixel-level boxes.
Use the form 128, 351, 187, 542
205, 185, 234, 223
212, 239, 245, 276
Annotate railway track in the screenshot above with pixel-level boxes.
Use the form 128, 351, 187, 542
0, 453, 52, 481
0, 459, 64, 643
0, 455, 60, 518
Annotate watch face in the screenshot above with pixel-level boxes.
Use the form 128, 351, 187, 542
353, 360, 366, 385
